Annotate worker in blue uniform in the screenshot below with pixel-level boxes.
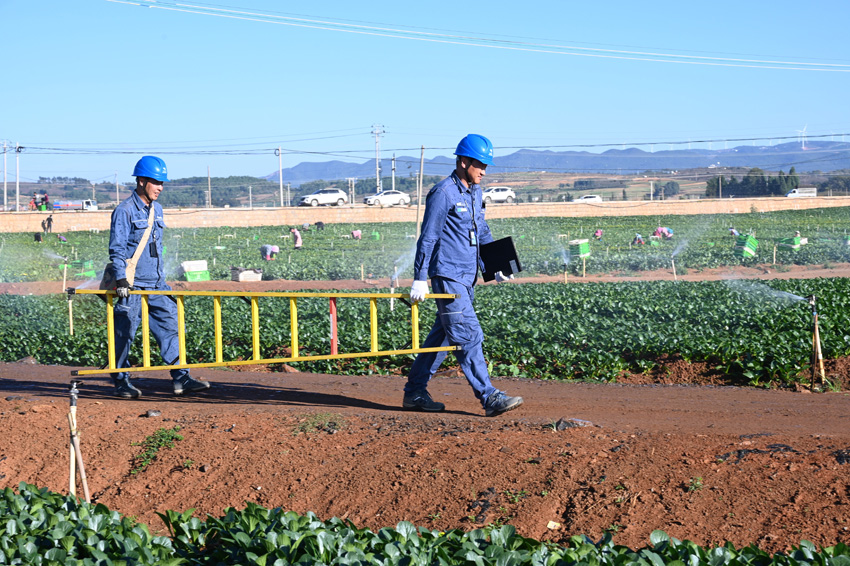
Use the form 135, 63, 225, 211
404, 134, 523, 417
107, 156, 211, 399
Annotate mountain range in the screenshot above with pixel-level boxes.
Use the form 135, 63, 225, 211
265, 141, 850, 187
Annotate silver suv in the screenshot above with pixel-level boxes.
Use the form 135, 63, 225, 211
364, 190, 410, 207
482, 186, 516, 204
574, 194, 602, 203
298, 188, 349, 207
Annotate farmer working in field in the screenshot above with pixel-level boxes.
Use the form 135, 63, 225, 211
106, 156, 211, 399
260, 244, 279, 260
404, 134, 523, 417
290, 227, 303, 250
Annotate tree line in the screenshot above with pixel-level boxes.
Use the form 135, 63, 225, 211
705, 167, 799, 198
817, 169, 850, 196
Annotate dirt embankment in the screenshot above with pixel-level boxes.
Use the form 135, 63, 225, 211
2, 270, 850, 553
1, 362, 849, 555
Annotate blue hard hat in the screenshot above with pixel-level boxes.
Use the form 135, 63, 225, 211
454, 134, 494, 166
133, 156, 169, 182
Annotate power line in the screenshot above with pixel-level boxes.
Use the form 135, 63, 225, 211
106, 0, 850, 72
15, 132, 850, 159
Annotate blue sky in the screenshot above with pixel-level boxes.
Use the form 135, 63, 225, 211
2, 0, 849, 183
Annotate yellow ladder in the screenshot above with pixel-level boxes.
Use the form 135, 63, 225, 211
67, 289, 458, 376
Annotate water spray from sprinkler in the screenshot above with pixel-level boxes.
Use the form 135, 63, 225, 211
560, 248, 571, 284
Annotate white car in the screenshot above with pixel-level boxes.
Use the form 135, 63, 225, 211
364, 190, 410, 207
298, 188, 349, 207
482, 186, 516, 204
574, 194, 603, 203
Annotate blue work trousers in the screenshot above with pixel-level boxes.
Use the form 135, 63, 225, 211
406, 277, 498, 407
110, 286, 189, 382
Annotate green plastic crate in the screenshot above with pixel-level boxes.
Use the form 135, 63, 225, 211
185, 270, 211, 282
70, 259, 94, 270
569, 239, 591, 258
735, 235, 758, 251
733, 247, 756, 258
778, 236, 801, 250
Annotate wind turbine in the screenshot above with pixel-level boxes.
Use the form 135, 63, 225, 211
796, 125, 808, 150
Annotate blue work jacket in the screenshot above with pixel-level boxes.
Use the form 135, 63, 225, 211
414, 172, 494, 286
108, 191, 166, 287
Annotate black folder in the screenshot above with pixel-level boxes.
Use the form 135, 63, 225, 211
480, 236, 522, 282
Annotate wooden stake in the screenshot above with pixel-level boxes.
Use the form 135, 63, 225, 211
813, 314, 825, 389
68, 297, 74, 336
582, 257, 586, 278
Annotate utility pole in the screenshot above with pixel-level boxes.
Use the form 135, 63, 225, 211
347, 177, 356, 205
207, 166, 212, 208
2, 140, 7, 212
391, 154, 396, 192
91, 182, 96, 201
416, 146, 425, 238
278, 147, 284, 207
718, 176, 722, 199
15, 143, 21, 212
248, 185, 253, 209
286, 183, 290, 207
372, 124, 384, 193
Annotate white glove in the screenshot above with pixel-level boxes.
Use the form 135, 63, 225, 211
495, 271, 514, 283
116, 278, 131, 299
410, 280, 429, 303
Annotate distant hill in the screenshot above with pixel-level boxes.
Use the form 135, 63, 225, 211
265, 141, 850, 187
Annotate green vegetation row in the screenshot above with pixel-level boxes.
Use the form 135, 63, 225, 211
4, 482, 848, 566
3, 278, 848, 386
3, 207, 850, 284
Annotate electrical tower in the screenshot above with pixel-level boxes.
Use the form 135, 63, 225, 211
372, 124, 384, 193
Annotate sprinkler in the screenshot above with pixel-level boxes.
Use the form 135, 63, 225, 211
390, 266, 399, 311
807, 295, 826, 390
67, 380, 90, 502
563, 263, 568, 284
62, 256, 69, 293
671, 257, 677, 282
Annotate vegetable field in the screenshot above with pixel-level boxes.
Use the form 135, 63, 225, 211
3, 277, 848, 386
2, 207, 850, 283
5, 482, 849, 566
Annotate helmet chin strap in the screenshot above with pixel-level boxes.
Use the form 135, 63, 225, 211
136, 178, 153, 205
456, 157, 473, 187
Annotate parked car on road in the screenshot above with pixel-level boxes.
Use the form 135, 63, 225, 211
364, 190, 410, 207
574, 194, 603, 203
298, 188, 349, 207
786, 187, 817, 198
482, 186, 516, 204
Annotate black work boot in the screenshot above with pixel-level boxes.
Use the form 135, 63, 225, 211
114, 378, 141, 399
173, 375, 211, 396
484, 392, 523, 417
402, 389, 445, 412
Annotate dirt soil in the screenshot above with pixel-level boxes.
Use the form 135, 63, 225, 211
1, 270, 849, 554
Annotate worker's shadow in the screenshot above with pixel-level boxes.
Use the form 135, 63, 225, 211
1, 375, 399, 412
